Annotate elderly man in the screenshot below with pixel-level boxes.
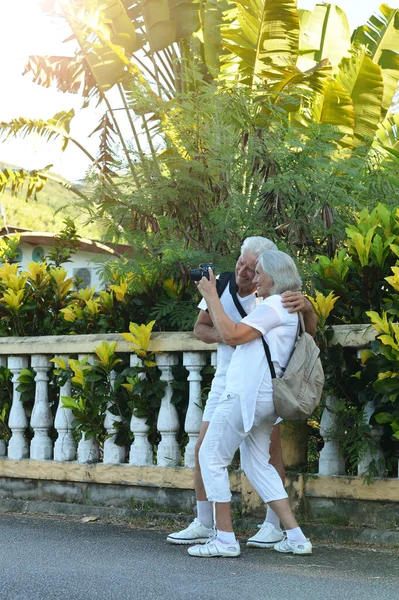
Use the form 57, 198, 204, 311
167, 237, 316, 547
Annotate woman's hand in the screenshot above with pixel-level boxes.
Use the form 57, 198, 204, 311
196, 268, 218, 302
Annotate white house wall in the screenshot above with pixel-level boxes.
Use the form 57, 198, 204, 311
11, 242, 115, 291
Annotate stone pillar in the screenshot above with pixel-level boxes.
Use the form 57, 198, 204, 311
319, 396, 345, 475
183, 351, 206, 467
0, 356, 7, 456
8, 356, 30, 459
129, 354, 152, 466
77, 354, 100, 464
30, 355, 53, 461
54, 355, 76, 462
358, 400, 385, 477
156, 353, 180, 467
104, 370, 125, 464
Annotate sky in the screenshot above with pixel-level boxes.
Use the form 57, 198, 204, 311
0, 0, 398, 181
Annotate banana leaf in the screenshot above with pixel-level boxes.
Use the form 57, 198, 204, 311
199, 0, 229, 75
298, 2, 351, 71
60, 0, 139, 92
139, 0, 177, 52
222, 0, 299, 87
352, 4, 399, 115
168, 0, 200, 40
337, 48, 384, 146
310, 80, 354, 148
373, 111, 399, 157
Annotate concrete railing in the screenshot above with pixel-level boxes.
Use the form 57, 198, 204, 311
0, 326, 397, 479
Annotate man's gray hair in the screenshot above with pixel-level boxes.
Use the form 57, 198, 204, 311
258, 250, 302, 294
241, 236, 277, 257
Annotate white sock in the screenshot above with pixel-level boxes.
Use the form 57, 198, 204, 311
196, 501, 213, 528
286, 527, 307, 543
264, 506, 280, 529
216, 529, 236, 544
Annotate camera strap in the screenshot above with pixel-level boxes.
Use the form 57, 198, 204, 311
216, 271, 234, 298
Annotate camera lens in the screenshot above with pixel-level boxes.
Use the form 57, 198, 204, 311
189, 269, 203, 281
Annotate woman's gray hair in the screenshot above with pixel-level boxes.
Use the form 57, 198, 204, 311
257, 250, 302, 294
241, 236, 277, 257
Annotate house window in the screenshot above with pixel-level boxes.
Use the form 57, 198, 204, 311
11, 248, 23, 263
73, 267, 92, 289
32, 246, 45, 262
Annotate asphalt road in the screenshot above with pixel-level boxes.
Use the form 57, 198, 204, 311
0, 513, 398, 600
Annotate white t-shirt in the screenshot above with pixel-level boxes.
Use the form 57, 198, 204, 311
225, 295, 298, 432
198, 282, 258, 399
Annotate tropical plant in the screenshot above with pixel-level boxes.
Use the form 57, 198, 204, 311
53, 341, 127, 443
51, 323, 166, 449
311, 203, 399, 323
1, 1, 399, 251
306, 285, 390, 478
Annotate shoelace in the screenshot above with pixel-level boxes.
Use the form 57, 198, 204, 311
203, 532, 217, 546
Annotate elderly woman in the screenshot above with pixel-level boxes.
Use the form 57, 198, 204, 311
188, 250, 312, 558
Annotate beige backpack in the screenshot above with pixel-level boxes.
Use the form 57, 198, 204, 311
228, 278, 324, 420
262, 314, 325, 420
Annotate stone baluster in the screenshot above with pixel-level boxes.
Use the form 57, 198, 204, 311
358, 400, 385, 477
129, 354, 153, 466
54, 355, 76, 462
0, 356, 7, 457
77, 354, 100, 464
104, 370, 125, 464
183, 352, 206, 467
318, 396, 345, 475
156, 353, 180, 467
30, 355, 53, 461
7, 356, 30, 459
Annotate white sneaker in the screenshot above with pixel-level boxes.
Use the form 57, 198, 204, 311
188, 537, 241, 558
246, 522, 284, 548
274, 536, 312, 555
166, 518, 213, 545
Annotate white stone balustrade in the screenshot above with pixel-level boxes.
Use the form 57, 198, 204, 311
156, 353, 180, 467
0, 357, 6, 457
77, 354, 100, 464
54, 354, 76, 462
8, 356, 29, 460
129, 354, 152, 467
319, 395, 345, 476
30, 355, 53, 461
358, 400, 385, 477
0, 326, 396, 479
104, 370, 125, 464
183, 351, 206, 467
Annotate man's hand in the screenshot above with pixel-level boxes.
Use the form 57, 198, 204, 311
194, 310, 223, 344
281, 291, 317, 338
281, 291, 311, 314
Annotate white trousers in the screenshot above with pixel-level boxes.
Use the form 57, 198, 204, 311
199, 391, 288, 504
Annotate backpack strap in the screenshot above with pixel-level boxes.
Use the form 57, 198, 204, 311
204, 272, 233, 313
229, 275, 248, 319
216, 271, 234, 298
263, 311, 304, 380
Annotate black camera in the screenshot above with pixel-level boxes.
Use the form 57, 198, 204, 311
189, 263, 215, 282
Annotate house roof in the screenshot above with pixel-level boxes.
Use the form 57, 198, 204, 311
0, 229, 133, 258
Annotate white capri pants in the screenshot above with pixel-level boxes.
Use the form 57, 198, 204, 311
199, 391, 288, 504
